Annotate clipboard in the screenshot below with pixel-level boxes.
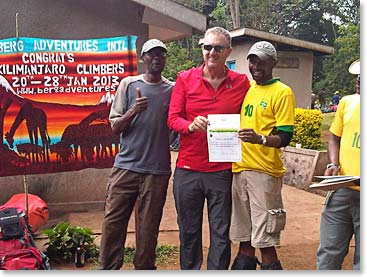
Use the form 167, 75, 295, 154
309, 175, 360, 191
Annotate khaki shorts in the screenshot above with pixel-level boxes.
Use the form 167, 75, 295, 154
230, 170, 285, 248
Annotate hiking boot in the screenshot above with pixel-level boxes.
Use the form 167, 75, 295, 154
260, 260, 283, 270
231, 253, 259, 270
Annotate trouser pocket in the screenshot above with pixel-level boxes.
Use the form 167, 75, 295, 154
323, 191, 334, 206
266, 209, 286, 234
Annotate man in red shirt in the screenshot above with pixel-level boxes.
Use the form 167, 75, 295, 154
168, 26, 250, 269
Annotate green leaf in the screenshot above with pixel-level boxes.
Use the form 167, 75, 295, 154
42, 221, 99, 263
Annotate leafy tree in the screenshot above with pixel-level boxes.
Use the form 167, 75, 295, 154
169, 0, 360, 94
163, 38, 203, 80
209, 0, 278, 31
227, 0, 241, 28
265, 0, 354, 90
314, 23, 360, 98
209, 1, 230, 29
269, 0, 337, 45
332, 0, 360, 25
238, 0, 280, 31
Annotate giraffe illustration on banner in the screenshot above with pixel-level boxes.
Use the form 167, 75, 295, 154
5, 102, 51, 163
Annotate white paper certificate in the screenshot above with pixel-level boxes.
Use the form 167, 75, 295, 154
207, 114, 242, 162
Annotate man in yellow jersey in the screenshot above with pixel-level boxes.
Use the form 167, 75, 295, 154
230, 41, 296, 270
316, 59, 360, 270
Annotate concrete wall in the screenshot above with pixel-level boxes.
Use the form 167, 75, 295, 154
0, 168, 110, 217
228, 43, 314, 108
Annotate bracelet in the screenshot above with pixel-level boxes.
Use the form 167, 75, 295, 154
259, 134, 267, 145
326, 163, 340, 170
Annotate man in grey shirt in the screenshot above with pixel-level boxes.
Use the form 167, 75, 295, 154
98, 39, 173, 270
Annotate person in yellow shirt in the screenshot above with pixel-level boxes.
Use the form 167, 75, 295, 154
316, 59, 360, 270
230, 41, 296, 270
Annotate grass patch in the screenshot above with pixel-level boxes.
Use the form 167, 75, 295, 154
319, 112, 335, 150
320, 112, 335, 132
123, 246, 136, 264
123, 244, 179, 265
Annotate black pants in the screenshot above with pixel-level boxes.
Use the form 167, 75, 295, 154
173, 167, 232, 269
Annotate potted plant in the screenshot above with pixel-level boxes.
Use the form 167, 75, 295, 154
42, 221, 99, 265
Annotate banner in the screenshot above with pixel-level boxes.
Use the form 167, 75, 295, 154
0, 36, 137, 177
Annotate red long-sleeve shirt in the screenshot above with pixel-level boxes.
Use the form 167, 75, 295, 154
168, 64, 250, 172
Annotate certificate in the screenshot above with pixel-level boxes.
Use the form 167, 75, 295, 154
207, 114, 242, 162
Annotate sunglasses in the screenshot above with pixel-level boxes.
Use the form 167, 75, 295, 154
202, 44, 229, 53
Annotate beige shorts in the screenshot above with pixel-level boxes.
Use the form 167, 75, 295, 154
230, 170, 286, 248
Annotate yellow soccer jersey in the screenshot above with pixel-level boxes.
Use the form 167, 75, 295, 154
330, 93, 360, 191
233, 79, 296, 177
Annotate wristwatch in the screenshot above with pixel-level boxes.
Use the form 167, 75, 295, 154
326, 163, 340, 170
259, 134, 267, 145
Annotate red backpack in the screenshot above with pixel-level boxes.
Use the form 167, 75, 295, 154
0, 205, 50, 270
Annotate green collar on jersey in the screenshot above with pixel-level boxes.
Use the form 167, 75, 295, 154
260, 77, 280, 86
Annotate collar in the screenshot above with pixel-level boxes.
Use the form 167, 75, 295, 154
259, 77, 280, 86
194, 63, 234, 81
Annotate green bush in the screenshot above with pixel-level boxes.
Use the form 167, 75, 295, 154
42, 222, 99, 263
290, 108, 323, 150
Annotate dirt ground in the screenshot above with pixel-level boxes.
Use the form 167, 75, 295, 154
35, 151, 355, 271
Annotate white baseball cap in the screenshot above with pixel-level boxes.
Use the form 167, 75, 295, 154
348, 59, 360, 75
247, 41, 277, 61
141, 39, 167, 56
